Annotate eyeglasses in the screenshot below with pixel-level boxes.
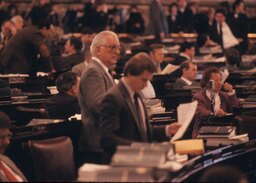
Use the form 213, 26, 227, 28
99, 45, 121, 52
0, 133, 12, 140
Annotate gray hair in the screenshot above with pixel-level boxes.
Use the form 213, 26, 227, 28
90, 30, 119, 55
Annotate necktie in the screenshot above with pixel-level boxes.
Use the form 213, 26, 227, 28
0, 161, 18, 182
219, 23, 224, 50
134, 93, 148, 141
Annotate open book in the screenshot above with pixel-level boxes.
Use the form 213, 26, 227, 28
160, 64, 180, 75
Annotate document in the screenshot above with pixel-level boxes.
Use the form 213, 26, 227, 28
220, 69, 229, 84
160, 64, 180, 75
171, 101, 198, 142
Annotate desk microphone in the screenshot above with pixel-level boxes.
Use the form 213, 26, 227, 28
209, 80, 215, 114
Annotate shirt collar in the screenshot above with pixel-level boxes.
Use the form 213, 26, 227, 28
206, 89, 219, 99
181, 77, 192, 85
92, 56, 109, 73
180, 53, 190, 60
121, 77, 134, 100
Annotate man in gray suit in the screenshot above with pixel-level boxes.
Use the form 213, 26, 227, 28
78, 31, 120, 164
174, 61, 199, 89
0, 111, 27, 182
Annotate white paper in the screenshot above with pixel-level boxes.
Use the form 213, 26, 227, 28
220, 69, 229, 84
171, 101, 198, 142
141, 81, 156, 99
160, 64, 180, 75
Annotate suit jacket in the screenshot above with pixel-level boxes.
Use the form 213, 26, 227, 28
78, 59, 115, 152
53, 53, 85, 72
0, 26, 51, 74
0, 154, 27, 182
174, 77, 200, 89
177, 7, 194, 33
172, 55, 189, 66
45, 92, 80, 119
99, 81, 167, 155
208, 21, 240, 49
148, 0, 168, 36
192, 89, 240, 137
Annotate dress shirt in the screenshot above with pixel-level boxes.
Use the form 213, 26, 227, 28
181, 77, 192, 86
92, 57, 115, 84
206, 89, 221, 112
0, 161, 23, 182
121, 78, 147, 132
218, 22, 239, 49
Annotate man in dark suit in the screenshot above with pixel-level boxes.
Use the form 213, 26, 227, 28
192, 67, 240, 137
78, 31, 120, 164
0, 111, 27, 182
148, 0, 169, 41
0, 19, 54, 74
176, 0, 194, 32
53, 37, 84, 72
208, 8, 241, 53
227, 0, 249, 53
174, 61, 199, 89
99, 53, 181, 158
173, 42, 195, 66
45, 71, 80, 119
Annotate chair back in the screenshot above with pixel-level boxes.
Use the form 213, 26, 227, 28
27, 136, 76, 181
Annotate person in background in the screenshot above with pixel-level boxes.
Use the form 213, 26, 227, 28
0, 111, 27, 182
45, 71, 80, 119
53, 36, 84, 72
173, 42, 195, 65
0, 19, 54, 75
126, 5, 145, 34
167, 2, 179, 33
148, 0, 168, 41
99, 53, 181, 160
227, 0, 249, 54
149, 43, 165, 73
174, 61, 199, 89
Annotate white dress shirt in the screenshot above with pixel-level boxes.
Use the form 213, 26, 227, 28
218, 22, 239, 49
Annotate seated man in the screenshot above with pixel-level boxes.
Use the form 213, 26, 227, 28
0, 111, 27, 182
149, 43, 165, 73
192, 67, 240, 137
172, 41, 195, 65
99, 52, 181, 159
174, 61, 199, 89
54, 37, 84, 72
45, 71, 81, 119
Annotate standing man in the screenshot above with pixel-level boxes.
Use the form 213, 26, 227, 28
78, 31, 120, 164
0, 19, 54, 74
0, 111, 27, 182
99, 53, 181, 158
148, 0, 169, 41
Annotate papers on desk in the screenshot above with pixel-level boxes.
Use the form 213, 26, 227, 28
193, 56, 225, 63
160, 64, 180, 75
0, 74, 29, 78
220, 69, 229, 84
171, 101, 198, 142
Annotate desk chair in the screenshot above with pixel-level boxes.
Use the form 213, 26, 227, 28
26, 136, 76, 181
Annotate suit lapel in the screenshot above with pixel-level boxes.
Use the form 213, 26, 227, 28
118, 82, 143, 134
91, 59, 115, 88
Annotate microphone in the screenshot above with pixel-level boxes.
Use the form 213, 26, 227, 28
209, 80, 215, 114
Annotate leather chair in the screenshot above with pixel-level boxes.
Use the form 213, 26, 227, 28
26, 136, 76, 181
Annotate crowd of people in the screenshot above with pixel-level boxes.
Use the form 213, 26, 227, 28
0, 0, 254, 182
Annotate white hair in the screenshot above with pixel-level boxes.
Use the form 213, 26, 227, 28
90, 30, 118, 55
